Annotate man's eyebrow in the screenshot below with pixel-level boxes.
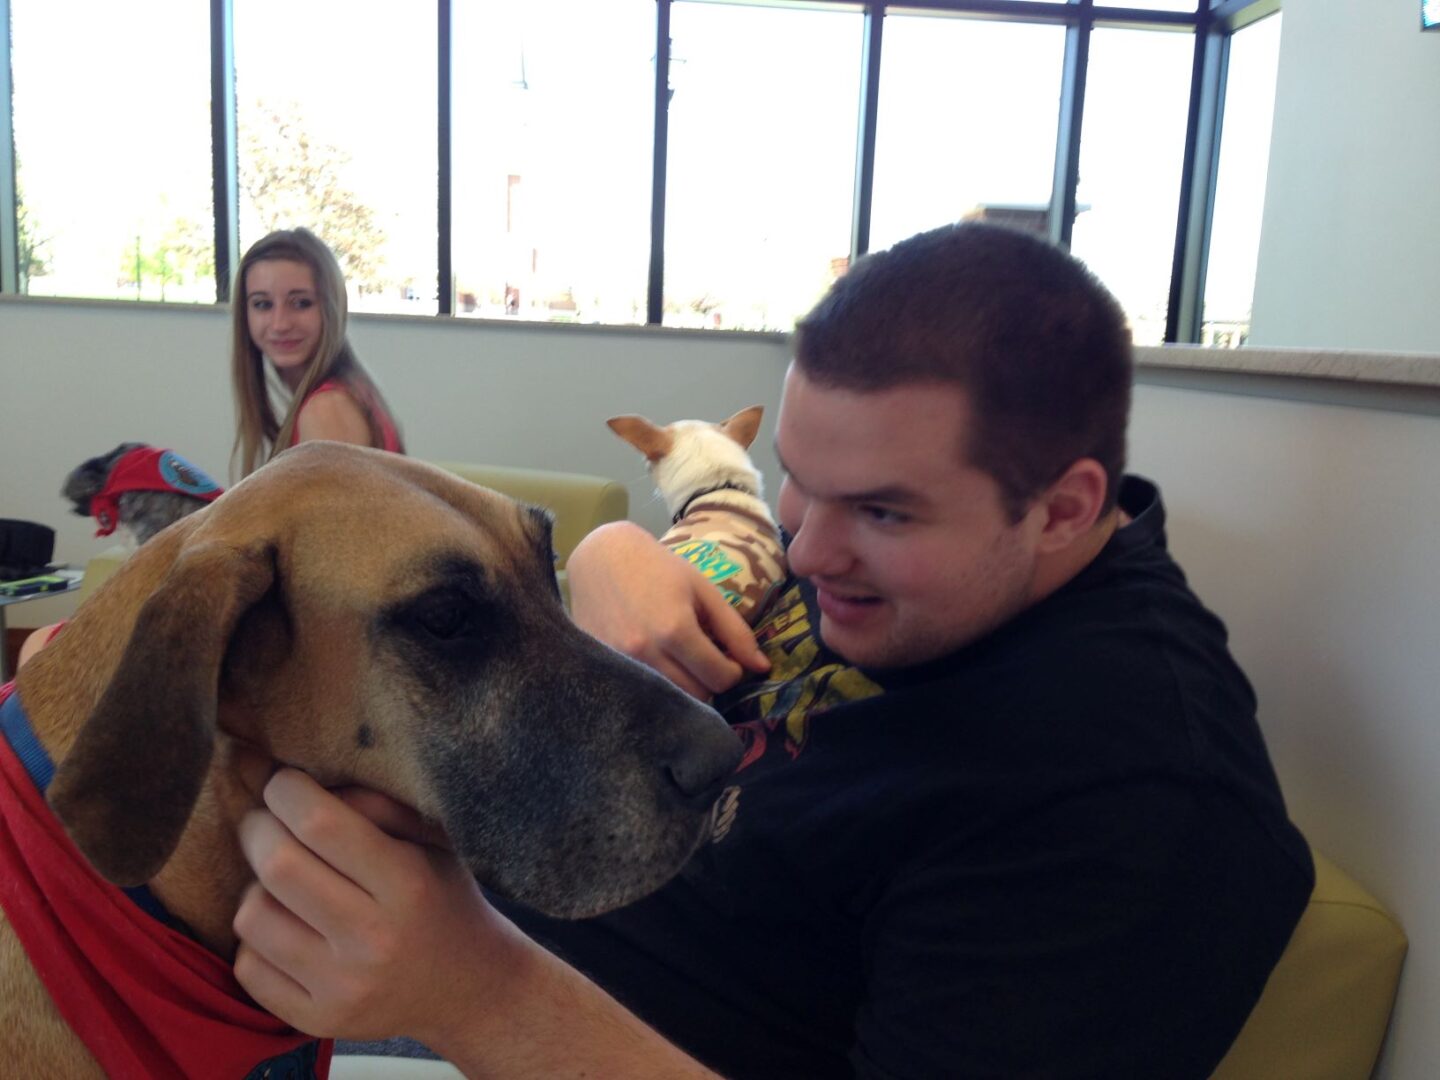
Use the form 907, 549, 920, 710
775, 448, 927, 507
840, 484, 928, 508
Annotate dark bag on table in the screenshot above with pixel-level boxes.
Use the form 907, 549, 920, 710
0, 520, 56, 582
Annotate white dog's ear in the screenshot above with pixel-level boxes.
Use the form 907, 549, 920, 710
607, 415, 674, 462
720, 405, 764, 450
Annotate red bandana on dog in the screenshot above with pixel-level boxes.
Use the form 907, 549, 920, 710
0, 682, 332, 1080
90, 447, 224, 537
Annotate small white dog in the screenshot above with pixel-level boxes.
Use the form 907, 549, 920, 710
608, 405, 787, 624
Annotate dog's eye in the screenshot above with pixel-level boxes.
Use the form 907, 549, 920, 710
410, 592, 475, 640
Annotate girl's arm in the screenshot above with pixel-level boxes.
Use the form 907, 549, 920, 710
294, 386, 375, 447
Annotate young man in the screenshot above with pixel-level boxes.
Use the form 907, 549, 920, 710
233, 223, 1314, 1078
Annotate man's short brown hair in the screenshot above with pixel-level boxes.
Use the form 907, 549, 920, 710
793, 222, 1133, 519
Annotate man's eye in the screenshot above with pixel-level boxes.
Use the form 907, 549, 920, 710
860, 505, 908, 525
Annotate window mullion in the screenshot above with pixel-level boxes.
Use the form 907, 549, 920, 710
850, 3, 883, 260
438, 0, 453, 315
647, 0, 673, 326
1049, 0, 1092, 249
210, 0, 239, 303
1166, 7, 1223, 343
1, 0, 18, 294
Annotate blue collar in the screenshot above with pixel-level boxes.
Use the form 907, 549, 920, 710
0, 689, 173, 926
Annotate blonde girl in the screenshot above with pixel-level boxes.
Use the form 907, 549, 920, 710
230, 228, 403, 478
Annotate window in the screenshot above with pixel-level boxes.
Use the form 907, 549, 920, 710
2, 0, 1282, 346
451, 0, 655, 324
869, 14, 1066, 253
1202, 12, 1282, 347
1069, 28, 1195, 346
234, 0, 437, 314
1102, 0, 1199, 11
9, 0, 213, 301
664, 1, 863, 331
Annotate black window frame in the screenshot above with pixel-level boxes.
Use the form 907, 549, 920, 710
1, 0, 1282, 343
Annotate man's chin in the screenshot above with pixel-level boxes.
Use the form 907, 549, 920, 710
816, 614, 892, 670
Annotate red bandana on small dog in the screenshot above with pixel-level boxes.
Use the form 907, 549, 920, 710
90, 447, 224, 537
0, 682, 332, 1080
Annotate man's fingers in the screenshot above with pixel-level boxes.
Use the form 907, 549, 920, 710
694, 581, 770, 673
654, 656, 717, 701
670, 636, 745, 698
333, 786, 451, 850
240, 777, 375, 933
234, 939, 317, 1032
232, 880, 325, 1025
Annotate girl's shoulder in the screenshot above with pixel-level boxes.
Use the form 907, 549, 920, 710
302, 378, 348, 401
293, 382, 373, 445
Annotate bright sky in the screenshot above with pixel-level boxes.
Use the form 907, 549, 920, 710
9, 0, 1280, 334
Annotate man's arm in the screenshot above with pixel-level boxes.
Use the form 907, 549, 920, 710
567, 521, 768, 699
233, 769, 722, 1078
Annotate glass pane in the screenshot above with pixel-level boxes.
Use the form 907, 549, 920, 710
1069, 28, 1194, 346
452, 0, 655, 324
1098, 0, 1198, 12
10, 0, 213, 301
665, 2, 863, 331
870, 16, 1066, 253
235, 1, 438, 315
1202, 13, 1282, 347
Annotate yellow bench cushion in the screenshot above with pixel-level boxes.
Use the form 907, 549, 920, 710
1212, 848, 1406, 1079
428, 462, 628, 572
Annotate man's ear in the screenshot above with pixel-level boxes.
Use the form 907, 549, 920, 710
1032, 459, 1109, 554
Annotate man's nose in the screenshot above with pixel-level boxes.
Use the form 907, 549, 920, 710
785, 502, 852, 579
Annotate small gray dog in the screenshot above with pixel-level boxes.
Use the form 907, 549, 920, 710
63, 442, 224, 547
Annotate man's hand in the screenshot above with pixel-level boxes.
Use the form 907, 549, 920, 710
233, 769, 722, 1077
568, 521, 769, 699
232, 769, 514, 1046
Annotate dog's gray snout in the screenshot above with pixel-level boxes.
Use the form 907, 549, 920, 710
665, 721, 743, 806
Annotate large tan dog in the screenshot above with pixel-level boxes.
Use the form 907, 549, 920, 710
0, 441, 741, 1076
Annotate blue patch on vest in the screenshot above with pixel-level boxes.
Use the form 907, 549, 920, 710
158, 451, 222, 498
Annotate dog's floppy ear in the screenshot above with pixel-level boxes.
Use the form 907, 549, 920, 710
607, 414, 674, 461
720, 405, 764, 450
48, 539, 275, 886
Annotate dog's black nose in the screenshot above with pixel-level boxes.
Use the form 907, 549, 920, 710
665, 712, 743, 806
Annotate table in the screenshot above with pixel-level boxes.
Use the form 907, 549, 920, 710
0, 566, 84, 682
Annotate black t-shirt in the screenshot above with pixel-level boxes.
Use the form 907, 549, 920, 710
503, 476, 1314, 1079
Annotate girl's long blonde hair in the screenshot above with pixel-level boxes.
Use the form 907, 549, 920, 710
229, 227, 402, 478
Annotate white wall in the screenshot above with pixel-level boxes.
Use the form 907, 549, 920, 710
1130, 372, 1440, 1078
1249, 0, 1440, 351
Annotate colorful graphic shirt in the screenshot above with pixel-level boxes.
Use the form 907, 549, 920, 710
714, 578, 880, 769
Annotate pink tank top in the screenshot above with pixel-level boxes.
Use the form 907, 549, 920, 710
290, 380, 403, 453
